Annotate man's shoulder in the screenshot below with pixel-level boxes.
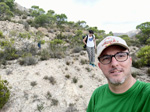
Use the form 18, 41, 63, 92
93, 84, 108, 94
137, 80, 150, 93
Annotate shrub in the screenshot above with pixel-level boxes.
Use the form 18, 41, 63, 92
51, 98, 58, 106
132, 60, 142, 68
48, 39, 66, 59
45, 91, 52, 100
40, 49, 50, 60
3, 45, 19, 60
65, 75, 70, 79
72, 77, 78, 83
48, 76, 56, 85
19, 32, 31, 39
23, 21, 29, 31
80, 59, 88, 65
137, 45, 150, 67
72, 46, 82, 53
85, 67, 92, 72
19, 55, 38, 66
0, 77, 10, 109
30, 81, 37, 87
0, 31, 5, 38
37, 103, 44, 112
65, 103, 78, 112
0, 41, 10, 48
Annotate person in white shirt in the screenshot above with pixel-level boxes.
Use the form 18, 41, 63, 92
83, 30, 96, 67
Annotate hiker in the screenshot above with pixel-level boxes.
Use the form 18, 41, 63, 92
38, 41, 41, 49
83, 30, 96, 67
87, 36, 150, 112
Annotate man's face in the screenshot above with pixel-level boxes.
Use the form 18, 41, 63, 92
98, 45, 132, 85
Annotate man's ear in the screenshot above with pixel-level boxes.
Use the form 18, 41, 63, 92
98, 62, 101, 69
130, 56, 132, 65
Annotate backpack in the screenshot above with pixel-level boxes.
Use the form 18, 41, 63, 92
83, 35, 88, 48
83, 35, 94, 48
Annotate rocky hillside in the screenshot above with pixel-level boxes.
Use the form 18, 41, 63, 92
0, 17, 150, 112
0, 51, 107, 112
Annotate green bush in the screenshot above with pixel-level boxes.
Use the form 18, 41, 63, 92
0, 77, 10, 109
4, 45, 19, 60
40, 49, 50, 60
0, 31, 5, 38
48, 40, 66, 59
0, 41, 10, 48
19, 54, 38, 66
19, 33, 31, 39
137, 45, 150, 67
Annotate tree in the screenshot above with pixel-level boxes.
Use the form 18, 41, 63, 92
55, 14, 67, 26
109, 31, 113, 36
47, 9, 55, 15
31, 5, 45, 17
34, 14, 49, 27
76, 20, 86, 28
136, 22, 150, 45
0, 2, 13, 18
137, 45, 150, 66
46, 10, 56, 25
120, 35, 131, 46
5, 0, 15, 11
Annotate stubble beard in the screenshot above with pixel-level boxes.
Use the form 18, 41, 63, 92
108, 76, 126, 86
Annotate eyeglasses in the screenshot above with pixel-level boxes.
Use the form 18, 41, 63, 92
98, 52, 129, 65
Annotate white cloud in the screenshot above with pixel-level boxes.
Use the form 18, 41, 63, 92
15, 0, 150, 33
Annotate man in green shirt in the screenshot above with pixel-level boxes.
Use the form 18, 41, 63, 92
87, 36, 150, 112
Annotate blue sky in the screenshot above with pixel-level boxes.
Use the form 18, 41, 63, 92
15, 0, 150, 33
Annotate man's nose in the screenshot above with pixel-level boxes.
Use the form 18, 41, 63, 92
111, 57, 118, 66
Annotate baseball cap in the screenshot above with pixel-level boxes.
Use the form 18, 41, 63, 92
97, 36, 129, 57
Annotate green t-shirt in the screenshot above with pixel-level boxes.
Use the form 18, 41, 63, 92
87, 80, 150, 112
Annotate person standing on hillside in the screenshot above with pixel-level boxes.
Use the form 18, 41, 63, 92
83, 30, 96, 67
87, 36, 150, 112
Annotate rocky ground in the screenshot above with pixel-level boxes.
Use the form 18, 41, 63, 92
1, 51, 150, 112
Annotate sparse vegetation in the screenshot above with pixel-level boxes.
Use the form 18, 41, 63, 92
19, 55, 38, 66
72, 46, 82, 53
51, 98, 58, 106
44, 76, 56, 85
65, 103, 78, 112
49, 76, 56, 85
45, 91, 52, 100
72, 77, 78, 83
40, 49, 50, 60
30, 81, 37, 87
79, 85, 83, 88
37, 102, 44, 112
65, 74, 70, 79
80, 59, 88, 65
85, 67, 92, 72
0, 77, 10, 109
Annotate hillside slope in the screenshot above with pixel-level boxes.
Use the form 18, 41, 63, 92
1, 52, 107, 112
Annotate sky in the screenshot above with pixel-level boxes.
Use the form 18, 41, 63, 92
15, 0, 150, 33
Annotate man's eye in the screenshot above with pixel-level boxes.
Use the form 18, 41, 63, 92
119, 54, 125, 57
102, 56, 110, 61
117, 53, 126, 57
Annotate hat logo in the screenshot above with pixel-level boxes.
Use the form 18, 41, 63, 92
102, 37, 118, 47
